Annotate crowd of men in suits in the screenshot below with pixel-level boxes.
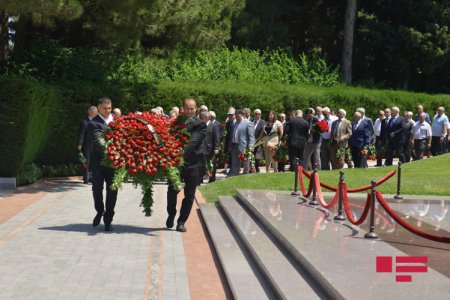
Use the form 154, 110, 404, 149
77, 100, 448, 231
183, 104, 449, 177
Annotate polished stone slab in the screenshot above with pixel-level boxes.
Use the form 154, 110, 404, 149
218, 196, 325, 300
237, 189, 450, 300
199, 203, 271, 300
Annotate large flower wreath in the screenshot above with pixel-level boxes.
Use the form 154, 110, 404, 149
98, 112, 190, 216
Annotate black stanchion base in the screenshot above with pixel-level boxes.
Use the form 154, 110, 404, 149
333, 214, 346, 221
364, 232, 379, 239
291, 191, 300, 196
308, 200, 319, 206
394, 195, 403, 199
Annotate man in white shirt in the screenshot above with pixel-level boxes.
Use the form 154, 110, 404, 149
430, 106, 448, 156
411, 112, 432, 160
320, 107, 338, 170
373, 110, 385, 166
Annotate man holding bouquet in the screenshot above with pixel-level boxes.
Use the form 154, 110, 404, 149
87, 97, 117, 232
166, 98, 207, 232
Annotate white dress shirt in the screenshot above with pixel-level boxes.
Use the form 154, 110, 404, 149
411, 121, 432, 140
99, 114, 114, 125
374, 117, 383, 137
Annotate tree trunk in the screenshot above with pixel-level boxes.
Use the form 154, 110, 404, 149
0, 11, 9, 73
341, 0, 357, 84
12, 13, 32, 59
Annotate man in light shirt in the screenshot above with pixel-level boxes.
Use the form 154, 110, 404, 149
430, 106, 448, 156
320, 107, 338, 170
410, 112, 432, 160
373, 110, 385, 167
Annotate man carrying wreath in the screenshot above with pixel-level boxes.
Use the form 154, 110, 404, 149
166, 98, 207, 232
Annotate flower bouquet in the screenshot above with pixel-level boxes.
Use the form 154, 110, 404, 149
238, 147, 255, 173
312, 120, 329, 134
100, 112, 190, 216
360, 146, 368, 157
367, 142, 377, 160
336, 146, 352, 163
78, 152, 87, 169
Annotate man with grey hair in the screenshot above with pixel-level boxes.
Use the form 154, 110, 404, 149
296, 110, 303, 117
413, 105, 431, 123
199, 105, 208, 112
431, 106, 448, 156
112, 108, 122, 117
410, 112, 432, 160
209, 111, 223, 138
349, 111, 372, 168
243, 108, 252, 121
200, 111, 220, 182
229, 109, 255, 176
315, 106, 324, 120
320, 107, 338, 170
385, 106, 406, 165
78, 106, 98, 184
356, 107, 374, 138
329, 109, 352, 169
253, 109, 266, 172
404, 111, 416, 162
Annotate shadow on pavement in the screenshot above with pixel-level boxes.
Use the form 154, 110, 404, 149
39, 223, 169, 236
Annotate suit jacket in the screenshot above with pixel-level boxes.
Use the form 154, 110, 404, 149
330, 118, 352, 147
364, 117, 375, 138
349, 119, 372, 147
285, 117, 309, 148
235, 119, 255, 152
386, 116, 406, 144
203, 121, 220, 155
77, 117, 90, 151
380, 117, 391, 143
224, 119, 236, 153
183, 118, 207, 171
253, 119, 266, 141
86, 115, 110, 168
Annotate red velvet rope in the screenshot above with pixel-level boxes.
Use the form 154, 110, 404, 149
298, 166, 396, 193
314, 173, 339, 209
376, 191, 450, 243
342, 184, 372, 225
298, 167, 313, 198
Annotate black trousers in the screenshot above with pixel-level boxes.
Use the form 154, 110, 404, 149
385, 140, 405, 166
167, 171, 201, 224
320, 139, 331, 170
431, 136, 445, 156
91, 164, 118, 225
413, 139, 427, 160
350, 146, 368, 168
288, 145, 304, 172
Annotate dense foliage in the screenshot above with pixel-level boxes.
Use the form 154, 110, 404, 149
0, 77, 59, 176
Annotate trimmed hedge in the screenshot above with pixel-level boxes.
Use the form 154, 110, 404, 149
151, 81, 450, 121
0, 77, 59, 176
2, 77, 450, 178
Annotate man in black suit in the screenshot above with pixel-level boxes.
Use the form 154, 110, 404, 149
252, 109, 266, 173
86, 97, 117, 232
223, 108, 236, 174
385, 106, 406, 165
284, 110, 309, 171
77, 106, 98, 183
167, 98, 207, 232
200, 111, 221, 183
349, 112, 372, 168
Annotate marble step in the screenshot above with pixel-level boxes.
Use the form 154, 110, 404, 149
218, 196, 323, 300
198, 203, 273, 300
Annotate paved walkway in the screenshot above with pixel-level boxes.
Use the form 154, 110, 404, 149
0, 178, 229, 299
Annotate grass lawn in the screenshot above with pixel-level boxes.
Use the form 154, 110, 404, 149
199, 153, 450, 203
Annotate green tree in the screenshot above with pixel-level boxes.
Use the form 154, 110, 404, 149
355, 0, 450, 90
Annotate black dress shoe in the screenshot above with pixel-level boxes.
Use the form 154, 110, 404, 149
166, 215, 175, 229
176, 222, 187, 232
93, 213, 103, 227
104, 223, 113, 232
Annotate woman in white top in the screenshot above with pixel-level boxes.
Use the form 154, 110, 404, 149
260, 111, 284, 173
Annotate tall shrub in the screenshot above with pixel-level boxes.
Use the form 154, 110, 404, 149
0, 77, 59, 176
